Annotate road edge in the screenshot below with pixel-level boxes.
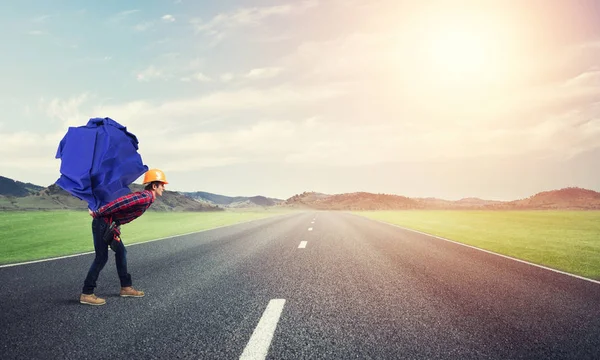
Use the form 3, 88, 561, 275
352, 213, 600, 285
0, 212, 298, 268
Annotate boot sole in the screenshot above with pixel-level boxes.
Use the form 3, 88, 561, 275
80, 300, 106, 306
120, 294, 145, 298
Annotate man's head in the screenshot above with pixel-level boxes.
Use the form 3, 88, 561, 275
145, 181, 165, 196
142, 168, 168, 197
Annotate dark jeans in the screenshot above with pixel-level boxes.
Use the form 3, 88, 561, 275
82, 217, 132, 294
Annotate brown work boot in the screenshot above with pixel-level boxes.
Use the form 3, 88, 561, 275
80, 293, 106, 306
120, 286, 145, 298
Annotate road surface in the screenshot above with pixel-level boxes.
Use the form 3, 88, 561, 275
1, 211, 598, 359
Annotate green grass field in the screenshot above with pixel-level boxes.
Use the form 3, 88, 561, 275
2, 209, 599, 280
353, 210, 600, 280
0, 210, 292, 265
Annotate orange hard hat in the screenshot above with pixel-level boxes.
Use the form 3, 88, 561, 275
143, 168, 169, 184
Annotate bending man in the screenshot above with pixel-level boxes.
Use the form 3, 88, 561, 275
79, 169, 168, 306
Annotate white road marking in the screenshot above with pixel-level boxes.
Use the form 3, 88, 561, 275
298, 241, 307, 249
311, 221, 315, 224
361, 216, 600, 286
308, 227, 313, 231
240, 299, 286, 360
0, 251, 97, 268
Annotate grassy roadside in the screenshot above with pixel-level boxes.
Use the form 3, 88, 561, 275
0, 209, 294, 265
3, 209, 599, 280
353, 210, 600, 280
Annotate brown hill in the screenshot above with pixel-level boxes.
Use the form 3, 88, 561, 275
280, 192, 331, 209
283, 191, 419, 210
320, 192, 418, 210
415, 197, 505, 209
503, 187, 600, 210
282, 187, 600, 210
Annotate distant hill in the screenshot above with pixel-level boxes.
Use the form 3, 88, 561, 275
2, 175, 599, 211
280, 192, 331, 209
414, 197, 505, 209
129, 184, 222, 212
0, 176, 222, 212
283, 188, 600, 210
282, 191, 476, 210
0, 176, 44, 197
498, 187, 600, 210
182, 191, 283, 208
282, 192, 418, 210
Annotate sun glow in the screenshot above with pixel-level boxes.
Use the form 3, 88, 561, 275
412, 7, 517, 89
427, 28, 492, 79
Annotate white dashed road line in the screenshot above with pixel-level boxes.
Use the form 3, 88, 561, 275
240, 299, 286, 360
308, 227, 313, 231
298, 241, 307, 249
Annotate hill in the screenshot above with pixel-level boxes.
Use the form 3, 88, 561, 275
129, 184, 223, 212
499, 187, 600, 210
0, 179, 222, 212
282, 188, 600, 210
0, 176, 44, 197
279, 192, 331, 209
182, 191, 283, 208
2, 175, 599, 211
282, 192, 419, 210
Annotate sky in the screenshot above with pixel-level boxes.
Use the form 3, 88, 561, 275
1, 0, 599, 201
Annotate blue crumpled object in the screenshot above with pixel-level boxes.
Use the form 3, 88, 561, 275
55, 117, 148, 211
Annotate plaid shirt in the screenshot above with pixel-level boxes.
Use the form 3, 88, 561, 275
93, 190, 155, 225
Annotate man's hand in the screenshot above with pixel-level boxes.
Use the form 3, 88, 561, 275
88, 209, 94, 217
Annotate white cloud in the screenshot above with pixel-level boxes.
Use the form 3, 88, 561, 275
186, 58, 205, 70
134, 22, 154, 32
284, 32, 394, 81
44, 84, 345, 132
109, 9, 140, 22
134, 56, 210, 82
35, 85, 344, 171
195, 73, 211, 82
136, 65, 166, 81
162, 14, 175, 22
178, 72, 211, 82
191, 1, 318, 42
245, 67, 282, 80
43, 93, 91, 127
251, 33, 294, 43
38, 45, 600, 172
577, 40, 600, 49
31, 14, 55, 23
28, 30, 46, 36
0, 130, 64, 172
220, 73, 234, 82
562, 70, 600, 88
103, 84, 345, 120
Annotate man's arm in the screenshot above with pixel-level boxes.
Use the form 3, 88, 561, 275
92, 191, 152, 218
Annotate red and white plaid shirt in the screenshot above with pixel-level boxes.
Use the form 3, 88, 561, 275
92, 190, 155, 225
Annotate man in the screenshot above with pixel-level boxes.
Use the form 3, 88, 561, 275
79, 168, 168, 306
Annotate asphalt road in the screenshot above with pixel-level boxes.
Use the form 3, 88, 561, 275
1, 211, 599, 359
